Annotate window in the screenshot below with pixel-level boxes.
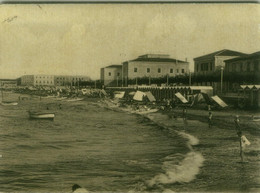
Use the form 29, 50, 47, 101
117, 72, 120, 76
134, 68, 137, 72
177, 69, 179, 73
158, 68, 161, 73
47, 81, 49, 83
170, 68, 173, 73
108, 72, 111, 76
240, 63, 243, 72
147, 68, 150, 73
210, 63, 213, 71
36, 81, 38, 83
197, 64, 199, 72
182, 69, 185, 73
39, 81, 41, 83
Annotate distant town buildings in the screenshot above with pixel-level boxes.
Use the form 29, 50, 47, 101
20, 75, 90, 86
194, 49, 247, 75
54, 75, 91, 86
0, 79, 17, 88
101, 54, 189, 87
21, 75, 55, 86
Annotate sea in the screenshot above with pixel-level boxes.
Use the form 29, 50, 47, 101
0, 92, 259, 193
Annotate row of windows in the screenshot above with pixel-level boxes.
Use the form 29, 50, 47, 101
227, 61, 259, 72
35, 76, 53, 79
196, 63, 213, 72
134, 68, 185, 74
108, 72, 120, 76
35, 81, 53, 84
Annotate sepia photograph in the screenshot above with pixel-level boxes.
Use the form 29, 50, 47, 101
0, 1, 260, 193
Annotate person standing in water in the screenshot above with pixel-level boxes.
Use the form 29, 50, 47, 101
237, 131, 251, 162
208, 111, 213, 128
183, 107, 187, 121
234, 115, 241, 135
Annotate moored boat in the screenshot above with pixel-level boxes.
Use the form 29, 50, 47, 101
1, 101, 18, 106
28, 111, 55, 120
66, 98, 84, 102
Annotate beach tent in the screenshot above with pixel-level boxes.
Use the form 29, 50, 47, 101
100, 89, 107, 96
201, 93, 211, 105
128, 91, 136, 96
175, 92, 188, 103
145, 91, 156, 102
114, 91, 125, 99
133, 91, 146, 101
211, 95, 228, 108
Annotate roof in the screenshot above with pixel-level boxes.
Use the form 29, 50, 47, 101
194, 49, 247, 61
130, 57, 187, 63
224, 51, 260, 63
105, 65, 122, 68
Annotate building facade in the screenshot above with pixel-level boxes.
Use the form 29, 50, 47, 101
20, 75, 90, 86
194, 49, 247, 75
223, 51, 260, 91
54, 75, 91, 86
100, 65, 122, 86
0, 79, 17, 88
122, 54, 189, 86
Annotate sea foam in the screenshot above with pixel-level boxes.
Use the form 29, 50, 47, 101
147, 151, 204, 186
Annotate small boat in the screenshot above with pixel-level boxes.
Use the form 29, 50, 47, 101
1, 101, 18, 106
66, 98, 84, 102
28, 111, 55, 120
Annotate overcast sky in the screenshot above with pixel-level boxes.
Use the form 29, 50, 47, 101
0, 3, 259, 80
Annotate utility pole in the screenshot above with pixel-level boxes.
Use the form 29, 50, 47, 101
221, 67, 224, 94
117, 76, 119, 87
189, 71, 191, 86
166, 74, 169, 86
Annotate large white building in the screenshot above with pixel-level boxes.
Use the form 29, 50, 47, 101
21, 75, 54, 86
20, 75, 90, 86
101, 54, 189, 87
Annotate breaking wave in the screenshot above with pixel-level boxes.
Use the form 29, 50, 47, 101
147, 151, 204, 186
147, 131, 204, 187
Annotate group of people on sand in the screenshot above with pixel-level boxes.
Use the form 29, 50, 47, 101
181, 105, 251, 162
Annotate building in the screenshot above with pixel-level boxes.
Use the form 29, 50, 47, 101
225, 51, 260, 73
100, 65, 122, 87
122, 54, 189, 86
54, 75, 91, 86
194, 49, 247, 75
0, 79, 17, 88
21, 75, 54, 86
20, 75, 90, 87
223, 51, 260, 91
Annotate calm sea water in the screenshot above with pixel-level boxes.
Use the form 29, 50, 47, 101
0, 93, 259, 193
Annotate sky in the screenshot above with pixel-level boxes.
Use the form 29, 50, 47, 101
0, 3, 259, 80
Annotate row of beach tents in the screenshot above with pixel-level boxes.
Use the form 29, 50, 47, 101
112, 90, 228, 108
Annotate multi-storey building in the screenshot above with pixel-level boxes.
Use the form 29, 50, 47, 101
122, 54, 189, 81
0, 79, 17, 88
54, 75, 91, 86
223, 51, 260, 91
20, 75, 90, 86
101, 54, 189, 87
193, 49, 247, 75
21, 75, 54, 86
225, 51, 260, 73
100, 65, 122, 87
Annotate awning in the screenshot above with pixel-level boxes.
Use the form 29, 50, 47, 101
114, 91, 125, 99
175, 92, 188, 103
211, 95, 228, 108
133, 91, 146, 101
